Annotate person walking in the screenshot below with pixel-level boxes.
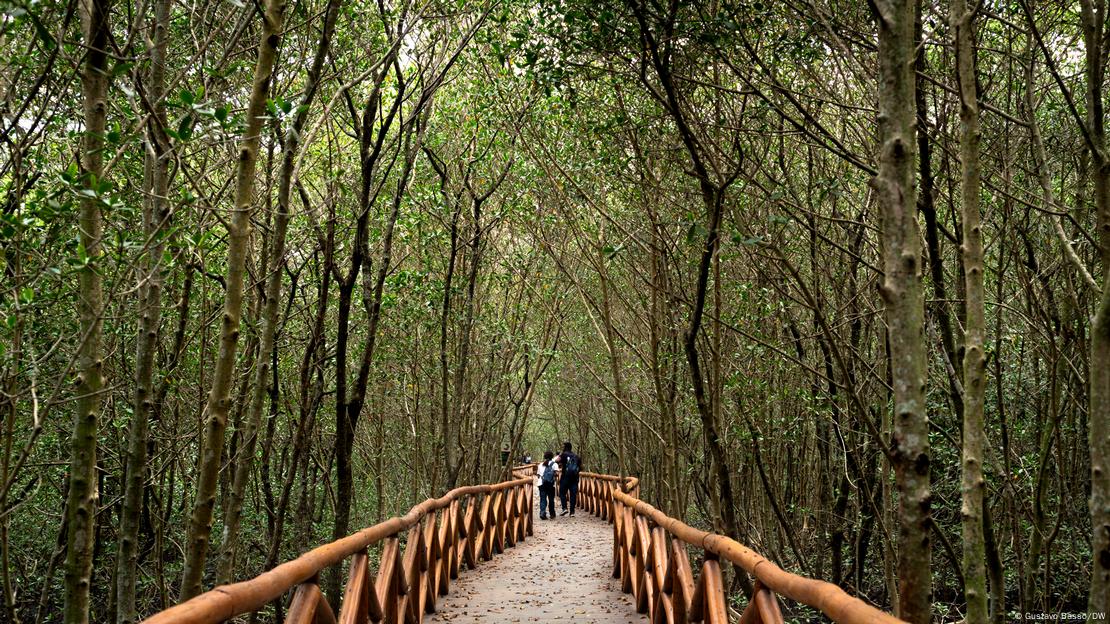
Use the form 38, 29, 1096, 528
555, 441, 581, 516
536, 451, 557, 520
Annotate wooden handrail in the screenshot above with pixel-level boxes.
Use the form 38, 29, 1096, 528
576, 473, 906, 624
143, 476, 534, 624
144, 464, 903, 624
510, 463, 538, 479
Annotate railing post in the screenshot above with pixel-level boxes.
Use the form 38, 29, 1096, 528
339, 549, 383, 624
609, 479, 617, 521
515, 484, 528, 542
703, 556, 729, 624
476, 493, 492, 561
612, 496, 622, 579
487, 490, 502, 557
287, 575, 336, 624
436, 504, 453, 593
632, 520, 648, 615
584, 478, 593, 515
589, 478, 598, 517
507, 485, 517, 545
373, 536, 405, 624
462, 495, 480, 569
669, 538, 695, 624
749, 581, 785, 624
648, 526, 673, 624
525, 482, 534, 537
423, 512, 440, 615
619, 506, 635, 594
400, 523, 424, 622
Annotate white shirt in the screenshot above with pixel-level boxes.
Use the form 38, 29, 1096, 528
536, 461, 558, 485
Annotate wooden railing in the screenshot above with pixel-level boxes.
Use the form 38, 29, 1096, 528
143, 464, 904, 624
143, 474, 534, 624
510, 464, 537, 480
577, 472, 906, 624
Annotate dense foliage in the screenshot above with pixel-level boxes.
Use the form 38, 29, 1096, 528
2, 0, 1109, 621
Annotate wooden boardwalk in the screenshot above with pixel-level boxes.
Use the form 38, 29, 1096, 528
425, 486, 647, 623
141, 469, 905, 624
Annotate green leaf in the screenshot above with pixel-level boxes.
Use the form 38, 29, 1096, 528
111, 61, 134, 78
177, 116, 193, 140
180, 89, 195, 106
30, 13, 55, 50
685, 222, 708, 244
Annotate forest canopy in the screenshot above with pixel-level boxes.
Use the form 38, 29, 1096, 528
1, 0, 1109, 622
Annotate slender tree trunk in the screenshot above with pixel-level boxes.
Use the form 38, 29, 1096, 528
323, 52, 401, 603
179, 0, 286, 600
623, 2, 747, 593
914, 2, 963, 419
64, 0, 109, 621
1081, 0, 1110, 611
327, 116, 422, 605
870, 0, 932, 619
952, 0, 987, 620
115, 1, 170, 619
1021, 39, 1097, 292
216, 0, 341, 584
989, 139, 1016, 624
434, 177, 461, 490
1, 340, 18, 624
1092, 249, 1110, 614
439, 240, 459, 486
445, 192, 484, 488
1, 143, 26, 624
597, 254, 630, 483
685, 187, 745, 594
263, 218, 332, 588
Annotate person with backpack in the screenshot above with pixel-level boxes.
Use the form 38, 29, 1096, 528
555, 441, 581, 517
536, 451, 558, 520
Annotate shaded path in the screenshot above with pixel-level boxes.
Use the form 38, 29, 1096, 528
425, 487, 647, 623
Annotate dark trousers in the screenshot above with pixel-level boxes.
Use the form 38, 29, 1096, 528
539, 484, 556, 518
559, 478, 579, 514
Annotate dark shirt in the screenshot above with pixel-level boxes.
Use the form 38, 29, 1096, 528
556, 452, 581, 483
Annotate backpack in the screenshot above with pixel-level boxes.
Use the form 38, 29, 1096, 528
563, 453, 580, 477
541, 462, 557, 486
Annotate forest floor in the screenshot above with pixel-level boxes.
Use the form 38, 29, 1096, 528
424, 487, 647, 623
